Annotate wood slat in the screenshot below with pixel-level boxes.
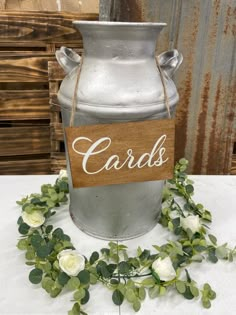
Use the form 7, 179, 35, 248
0, 11, 97, 45
0, 55, 54, 82
0, 158, 51, 175
50, 123, 64, 141
231, 154, 236, 175
0, 126, 50, 156
0, 90, 49, 120
51, 152, 67, 173
48, 61, 66, 81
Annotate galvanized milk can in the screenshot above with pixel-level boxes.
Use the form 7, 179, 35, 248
56, 21, 182, 240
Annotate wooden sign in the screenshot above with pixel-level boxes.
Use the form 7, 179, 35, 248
65, 119, 175, 188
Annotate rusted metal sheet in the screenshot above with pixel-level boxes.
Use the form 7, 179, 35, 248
100, 0, 236, 175
99, 0, 143, 21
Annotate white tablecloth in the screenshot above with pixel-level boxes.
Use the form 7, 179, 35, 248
0, 175, 235, 315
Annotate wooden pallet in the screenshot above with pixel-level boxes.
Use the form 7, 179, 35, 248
0, 11, 97, 175
48, 61, 67, 173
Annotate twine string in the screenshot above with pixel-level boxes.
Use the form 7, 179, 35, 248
155, 57, 171, 119
69, 56, 83, 127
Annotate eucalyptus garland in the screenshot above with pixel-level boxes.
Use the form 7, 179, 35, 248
16, 159, 236, 315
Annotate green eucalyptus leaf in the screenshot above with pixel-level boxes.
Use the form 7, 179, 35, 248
208, 289, 216, 300
139, 249, 150, 261
42, 277, 55, 293
29, 268, 43, 284
17, 239, 28, 250
117, 283, 126, 295
203, 283, 211, 291
202, 297, 211, 309
31, 234, 43, 249
25, 247, 35, 260
100, 248, 110, 256
179, 158, 188, 165
185, 269, 192, 283
59, 181, 69, 193
176, 281, 186, 294
151, 271, 160, 284
18, 223, 30, 235
142, 277, 156, 287
128, 258, 140, 268
168, 221, 174, 231
133, 299, 141, 312
112, 289, 124, 306
62, 234, 71, 241
47, 200, 55, 208
45, 225, 53, 234
17, 216, 23, 225
81, 289, 90, 305
110, 278, 119, 285
50, 287, 61, 298
25, 261, 35, 266
159, 286, 166, 296
43, 261, 52, 273
183, 286, 194, 300
118, 261, 130, 274
185, 185, 194, 194
215, 246, 228, 259
148, 286, 159, 299
191, 254, 203, 262
208, 248, 218, 263
172, 217, 180, 228
138, 287, 146, 300
89, 251, 99, 265
58, 272, 70, 286
90, 273, 98, 285
69, 302, 81, 315
101, 265, 112, 278
208, 234, 217, 245
95, 261, 111, 278
190, 285, 199, 297
66, 277, 80, 290
78, 270, 90, 285
52, 228, 64, 239
193, 245, 206, 252
125, 288, 136, 303
36, 245, 50, 259
107, 263, 117, 275
74, 288, 85, 301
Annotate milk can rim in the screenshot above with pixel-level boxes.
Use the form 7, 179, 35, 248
73, 21, 167, 28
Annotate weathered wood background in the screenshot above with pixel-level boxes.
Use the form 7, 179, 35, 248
0, 11, 97, 174
100, 0, 236, 175
0, 0, 99, 12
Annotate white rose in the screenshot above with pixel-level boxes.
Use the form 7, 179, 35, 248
57, 249, 85, 276
152, 256, 176, 281
181, 215, 201, 234
59, 169, 68, 180
22, 210, 45, 228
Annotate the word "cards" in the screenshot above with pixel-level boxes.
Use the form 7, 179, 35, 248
65, 119, 175, 188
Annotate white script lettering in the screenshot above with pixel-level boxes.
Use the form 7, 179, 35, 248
71, 135, 169, 175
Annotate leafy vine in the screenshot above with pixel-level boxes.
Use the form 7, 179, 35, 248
16, 159, 236, 315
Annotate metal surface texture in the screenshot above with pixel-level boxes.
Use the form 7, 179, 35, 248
100, 0, 236, 175
57, 21, 182, 240
142, 0, 236, 175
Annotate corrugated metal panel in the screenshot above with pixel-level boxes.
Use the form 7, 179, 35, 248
143, 0, 236, 174
100, 0, 236, 175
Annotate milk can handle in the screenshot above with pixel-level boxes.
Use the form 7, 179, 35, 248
56, 46, 81, 74
157, 49, 183, 78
